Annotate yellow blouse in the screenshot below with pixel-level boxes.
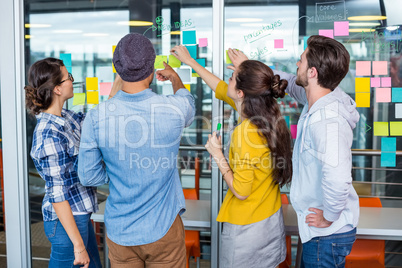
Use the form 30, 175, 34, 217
215, 80, 282, 225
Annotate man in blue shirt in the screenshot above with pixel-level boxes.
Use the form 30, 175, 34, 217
78, 33, 195, 267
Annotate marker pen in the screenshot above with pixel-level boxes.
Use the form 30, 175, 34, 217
216, 123, 222, 138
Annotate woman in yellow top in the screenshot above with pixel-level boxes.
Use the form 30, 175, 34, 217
172, 46, 293, 267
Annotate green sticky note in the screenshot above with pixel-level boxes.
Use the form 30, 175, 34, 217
155, 55, 167, 69
390, 121, 402, 136
373, 122, 389, 136
168, 55, 181, 68
226, 50, 232, 64
87, 91, 99, 105
86, 77, 98, 91
73, 93, 85, 106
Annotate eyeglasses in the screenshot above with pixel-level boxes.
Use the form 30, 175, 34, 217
59, 73, 74, 84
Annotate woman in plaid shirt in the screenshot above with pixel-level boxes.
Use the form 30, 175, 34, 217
25, 58, 120, 267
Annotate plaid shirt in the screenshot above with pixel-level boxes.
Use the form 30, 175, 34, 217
31, 109, 98, 221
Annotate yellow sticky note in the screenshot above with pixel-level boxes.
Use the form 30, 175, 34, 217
390, 121, 402, 136
112, 45, 116, 73
168, 55, 181, 68
86, 77, 98, 91
192, 73, 200, 77
226, 50, 232, 64
155, 55, 167, 69
184, 84, 191, 91
374, 122, 389, 136
87, 91, 99, 105
72, 93, 85, 106
355, 77, 371, 93
355, 93, 370, 107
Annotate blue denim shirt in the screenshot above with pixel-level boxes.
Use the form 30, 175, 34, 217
78, 88, 195, 246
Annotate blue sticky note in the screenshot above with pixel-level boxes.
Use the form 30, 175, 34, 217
183, 30, 196, 45
284, 116, 290, 128
392, 88, 402, 102
185, 45, 197, 59
381, 152, 396, 167
60, 53, 72, 67
381, 137, 396, 152
66, 66, 72, 73
193, 58, 206, 73
303, 36, 310, 50
268, 65, 276, 70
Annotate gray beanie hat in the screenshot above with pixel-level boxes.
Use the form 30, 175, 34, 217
113, 33, 156, 82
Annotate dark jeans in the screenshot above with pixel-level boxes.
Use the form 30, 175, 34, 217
44, 214, 102, 268
301, 228, 356, 268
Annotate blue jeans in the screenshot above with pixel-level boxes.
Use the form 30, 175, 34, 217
301, 228, 356, 268
44, 214, 102, 268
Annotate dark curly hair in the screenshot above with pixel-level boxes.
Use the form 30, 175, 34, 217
236, 60, 292, 187
25, 58, 65, 115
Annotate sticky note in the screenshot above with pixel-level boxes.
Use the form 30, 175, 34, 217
193, 58, 206, 73
185, 45, 197, 59
303, 36, 309, 50
355, 93, 370, 107
226, 50, 232, 64
154, 55, 167, 69
168, 55, 181, 68
334, 21, 349, 36
318, 29, 334, 39
373, 122, 389, 136
86, 77, 98, 91
396, 103, 402, 118
356, 61, 371, 76
376, 88, 391, 103
87, 91, 99, 105
176, 68, 191, 83
60, 53, 72, 67
184, 84, 191, 91
355, 77, 371, 92
199, 38, 208, 47
192, 73, 200, 77
371, 77, 381, 88
382, 137, 396, 152
99, 82, 112, 96
290, 125, 297, 139
381, 152, 396, 167
381, 77, 391, 87
390, 121, 402, 136
66, 66, 72, 73
284, 116, 290, 128
183, 30, 196, 45
274, 39, 284, 49
72, 93, 85, 106
112, 45, 116, 73
392, 88, 402, 102
372, 61, 388, 75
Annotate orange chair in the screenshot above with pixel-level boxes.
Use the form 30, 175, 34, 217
279, 193, 292, 268
345, 197, 385, 268
183, 158, 201, 268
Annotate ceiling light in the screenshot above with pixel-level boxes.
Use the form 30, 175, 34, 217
226, 18, 263, 23
25, 23, 51, 28
349, 28, 376, 33
170, 31, 181, 35
349, 22, 381, 27
348, 16, 387, 21
53, 30, 83, 34
83, 33, 109, 37
117, 21, 154, 26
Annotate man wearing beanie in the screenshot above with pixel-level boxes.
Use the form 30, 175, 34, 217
78, 33, 195, 267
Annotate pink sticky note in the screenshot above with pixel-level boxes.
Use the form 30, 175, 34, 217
381, 77, 391, 87
99, 82, 112, 96
372, 61, 388, 75
376, 88, 391, 103
319, 29, 334, 39
274, 39, 284, 49
356, 61, 371, 76
290, 125, 297, 139
334, 21, 349, 36
198, 38, 208, 47
371, 77, 381, 88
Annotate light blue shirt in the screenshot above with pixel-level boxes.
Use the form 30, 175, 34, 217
275, 71, 360, 243
78, 88, 195, 246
